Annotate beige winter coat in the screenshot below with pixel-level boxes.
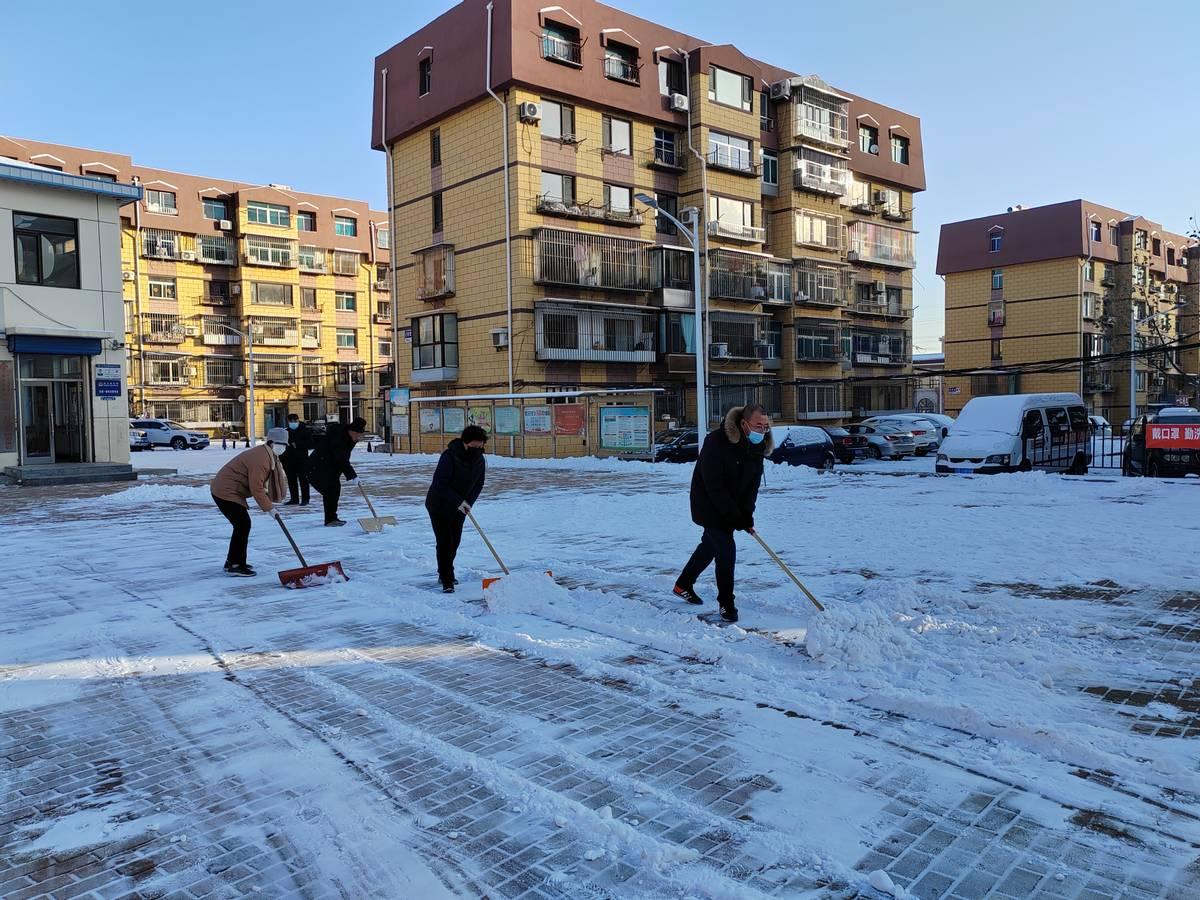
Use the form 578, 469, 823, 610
210, 445, 287, 511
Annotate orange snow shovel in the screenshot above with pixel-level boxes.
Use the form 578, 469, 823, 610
468, 510, 553, 590
274, 515, 347, 588
752, 530, 824, 612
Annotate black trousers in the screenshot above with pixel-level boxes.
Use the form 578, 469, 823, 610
213, 496, 251, 566
678, 527, 737, 606
428, 510, 465, 585
311, 477, 341, 523
283, 455, 309, 504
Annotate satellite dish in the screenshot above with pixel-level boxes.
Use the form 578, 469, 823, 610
869, 143, 879, 154
237, 395, 246, 404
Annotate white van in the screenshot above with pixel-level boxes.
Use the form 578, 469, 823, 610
936, 393, 1092, 475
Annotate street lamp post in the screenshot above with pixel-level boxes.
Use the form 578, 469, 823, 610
209, 320, 257, 444
636, 194, 706, 432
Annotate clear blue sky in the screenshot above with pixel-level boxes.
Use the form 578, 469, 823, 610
5, 0, 1198, 353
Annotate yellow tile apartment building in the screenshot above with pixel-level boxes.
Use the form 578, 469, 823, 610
938, 201, 1197, 421
0, 135, 393, 439
371, 0, 926, 451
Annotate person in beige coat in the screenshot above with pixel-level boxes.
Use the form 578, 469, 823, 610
210, 426, 289, 576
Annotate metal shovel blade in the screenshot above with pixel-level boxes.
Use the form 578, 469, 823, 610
278, 560, 348, 588
358, 517, 384, 533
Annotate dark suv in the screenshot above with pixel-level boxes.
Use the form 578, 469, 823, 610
1123, 409, 1200, 477
654, 428, 700, 463
821, 426, 868, 464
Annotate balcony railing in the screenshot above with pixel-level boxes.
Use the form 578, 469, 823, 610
533, 227, 651, 292
847, 222, 916, 269
535, 301, 657, 363
852, 331, 909, 366
415, 244, 456, 300
251, 318, 299, 347
300, 330, 320, 349
243, 236, 298, 268
708, 250, 791, 304
707, 220, 766, 244
252, 361, 298, 386
795, 114, 849, 147
709, 313, 763, 360
795, 323, 842, 362
202, 316, 241, 345
142, 229, 183, 260
534, 194, 644, 227
541, 34, 582, 66
299, 246, 328, 273
642, 145, 686, 171
706, 144, 757, 175
795, 264, 848, 307
881, 203, 910, 223
603, 55, 639, 84
794, 162, 849, 197
196, 235, 236, 265
142, 313, 185, 343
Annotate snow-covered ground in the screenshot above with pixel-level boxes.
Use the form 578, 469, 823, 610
3, 445, 1200, 897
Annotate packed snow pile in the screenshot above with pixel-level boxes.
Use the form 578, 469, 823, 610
804, 595, 918, 668
482, 570, 566, 614
87, 483, 214, 507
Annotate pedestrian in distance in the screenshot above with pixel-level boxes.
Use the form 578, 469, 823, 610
673, 404, 774, 623
210, 426, 289, 576
425, 425, 488, 593
307, 417, 366, 526
281, 413, 313, 506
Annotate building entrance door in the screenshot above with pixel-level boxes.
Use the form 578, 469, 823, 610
20, 383, 52, 463
17, 355, 89, 465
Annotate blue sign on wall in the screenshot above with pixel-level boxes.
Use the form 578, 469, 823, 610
95, 364, 122, 400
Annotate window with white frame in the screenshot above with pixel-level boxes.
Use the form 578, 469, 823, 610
760, 149, 778, 188
148, 357, 186, 384
991, 269, 1004, 290
795, 209, 842, 250
336, 328, 357, 349
707, 132, 752, 171
890, 134, 909, 164
603, 184, 632, 213
296, 210, 316, 232
333, 250, 359, 276
245, 234, 295, 266
252, 282, 293, 306
334, 290, 357, 311
145, 189, 177, 214
541, 100, 576, 140
301, 323, 320, 346
602, 116, 632, 155
708, 65, 752, 111
540, 171, 575, 205
709, 196, 753, 229
989, 231, 1003, 252
334, 215, 357, 237
376, 227, 389, 249
148, 276, 177, 300
197, 235, 235, 264
1109, 225, 1119, 245
1089, 220, 1101, 242
1083, 260, 1094, 281
247, 201, 290, 227
378, 339, 392, 358
203, 197, 229, 220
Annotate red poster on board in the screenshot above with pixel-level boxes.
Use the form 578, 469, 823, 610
553, 404, 586, 436
1147, 423, 1200, 448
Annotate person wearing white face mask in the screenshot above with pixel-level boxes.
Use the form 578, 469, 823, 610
209, 427, 289, 576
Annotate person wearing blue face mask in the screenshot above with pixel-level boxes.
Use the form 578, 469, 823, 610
281, 413, 313, 506
673, 404, 773, 623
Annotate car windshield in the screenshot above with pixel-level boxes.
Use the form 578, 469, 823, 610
655, 430, 684, 443
166, 421, 188, 430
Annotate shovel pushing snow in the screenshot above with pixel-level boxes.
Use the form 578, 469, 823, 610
356, 481, 397, 533
274, 515, 347, 588
467, 509, 552, 590
752, 529, 825, 612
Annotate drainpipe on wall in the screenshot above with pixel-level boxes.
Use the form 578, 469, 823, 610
382, 67, 401, 443
680, 48, 710, 427
131, 179, 146, 416
486, 1, 515, 403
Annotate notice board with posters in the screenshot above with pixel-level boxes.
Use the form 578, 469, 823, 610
599, 405, 651, 453
443, 407, 466, 434
1147, 423, 1200, 448
467, 405, 493, 433
419, 408, 441, 434
523, 405, 552, 435
494, 406, 521, 435
552, 403, 586, 436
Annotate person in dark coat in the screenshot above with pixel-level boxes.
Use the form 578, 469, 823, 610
425, 425, 488, 593
307, 417, 366, 526
673, 404, 774, 622
281, 413, 313, 506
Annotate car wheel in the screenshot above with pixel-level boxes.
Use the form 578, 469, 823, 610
170, 437, 187, 450
1019, 459, 1032, 473
1148, 460, 1161, 478
915, 447, 927, 457
869, 446, 882, 460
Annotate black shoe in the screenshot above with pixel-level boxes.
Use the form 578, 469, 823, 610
442, 582, 455, 594
226, 564, 256, 577
325, 519, 347, 527
285, 500, 300, 506
673, 584, 704, 605
719, 603, 738, 623
300, 500, 309, 506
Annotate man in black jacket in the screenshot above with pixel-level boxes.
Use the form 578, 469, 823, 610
673, 404, 773, 622
281, 414, 313, 506
307, 417, 366, 526
425, 425, 488, 593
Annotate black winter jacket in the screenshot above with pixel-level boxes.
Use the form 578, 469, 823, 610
306, 423, 357, 485
425, 438, 487, 516
281, 422, 312, 466
689, 406, 774, 531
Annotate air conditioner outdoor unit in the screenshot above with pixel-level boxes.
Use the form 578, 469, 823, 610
768, 80, 790, 101
669, 92, 689, 112
122, 270, 134, 282
218, 219, 233, 231
873, 280, 886, 294
873, 190, 888, 204
184, 326, 200, 337
181, 250, 196, 261
230, 284, 241, 295
709, 342, 730, 359
491, 328, 509, 349
518, 101, 542, 123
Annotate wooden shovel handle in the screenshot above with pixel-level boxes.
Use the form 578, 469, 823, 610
356, 481, 380, 518
274, 514, 308, 568
465, 509, 510, 575
752, 530, 824, 612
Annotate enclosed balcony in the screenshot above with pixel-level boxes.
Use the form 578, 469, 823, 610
202, 315, 241, 345
332, 251, 360, 276
196, 235, 236, 265
252, 358, 298, 386
533, 228, 651, 293
795, 263, 849, 307
795, 321, 843, 363
299, 245, 328, 273
847, 222, 916, 269
708, 250, 791, 304
243, 235, 297, 268
851, 328, 908, 366
142, 313, 186, 343
415, 243, 456, 300
707, 220, 766, 244
793, 81, 850, 148
142, 229, 183, 261
334, 364, 366, 392
709, 312, 765, 361
794, 152, 849, 197
535, 300, 657, 363
251, 317, 299, 347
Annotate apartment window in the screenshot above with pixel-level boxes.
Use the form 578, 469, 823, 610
336, 328, 358, 349
296, 210, 316, 232
299, 245, 323, 271
1108, 225, 1119, 245
603, 184, 632, 214
376, 263, 389, 283
795, 209, 842, 250
145, 189, 177, 215
412, 313, 459, 370
148, 276, 177, 300
378, 339, 392, 358
603, 41, 639, 84
432, 192, 443, 232
301, 287, 318, 310
148, 358, 186, 385
247, 201, 290, 227
655, 192, 678, 235
541, 100, 576, 141
205, 280, 230, 304
334, 215, 358, 237
1089, 220, 1101, 242
708, 132, 752, 172
87, 172, 117, 182
252, 282, 293, 306
418, 57, 431, 96
708, 65, 752, 111
989, 232, 1003, 252
334, 290, 358, 312
759, 91, 773, 131
760, 150, 778, 188
991, 269, 1004, 290
1083, 260, 1094, 282
301, 323, 320, 346
430, 129, 441, 167
13, 213, 79, 288
245, 234, 295, 266
541, 20, 582, 65
890, 134, 910, 165
602, 116, 632, 155
859, 124, 879, 154
540, 171, 575, 204
332, 250, 358, 275
709, 196, 753, 229
203, 197, 229, 220
991, 339, 1003, 361
1133, 264, 1146, 286
658, 58, 685, 96
1081, 292, 1098, 319
1167, 247, 1176, 266
1134, 230, 1148, 250
198, 234, 235, 264
376, 227, 389, 249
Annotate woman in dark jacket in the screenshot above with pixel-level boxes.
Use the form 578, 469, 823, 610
307, 417, 365, 526
425, 425, 488, 593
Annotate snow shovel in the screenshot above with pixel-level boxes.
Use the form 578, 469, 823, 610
752, 530, 824, 612
468, 509, 554, 590
356, 481, 396, 533
274, 515, 348, 588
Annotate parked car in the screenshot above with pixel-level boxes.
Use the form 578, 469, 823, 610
820, 425, 868, 463
654, 428, 700, 463
860, 415, 942, 455
917, 413, 956, 440
936, 393, 1091, 475
1123, 408, 1200, 477
129, 428, 152, 452
129, 419, 211, 450
1088, 415, 1112, 435
847, 424, 916, 459
769, 426, 836, 471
